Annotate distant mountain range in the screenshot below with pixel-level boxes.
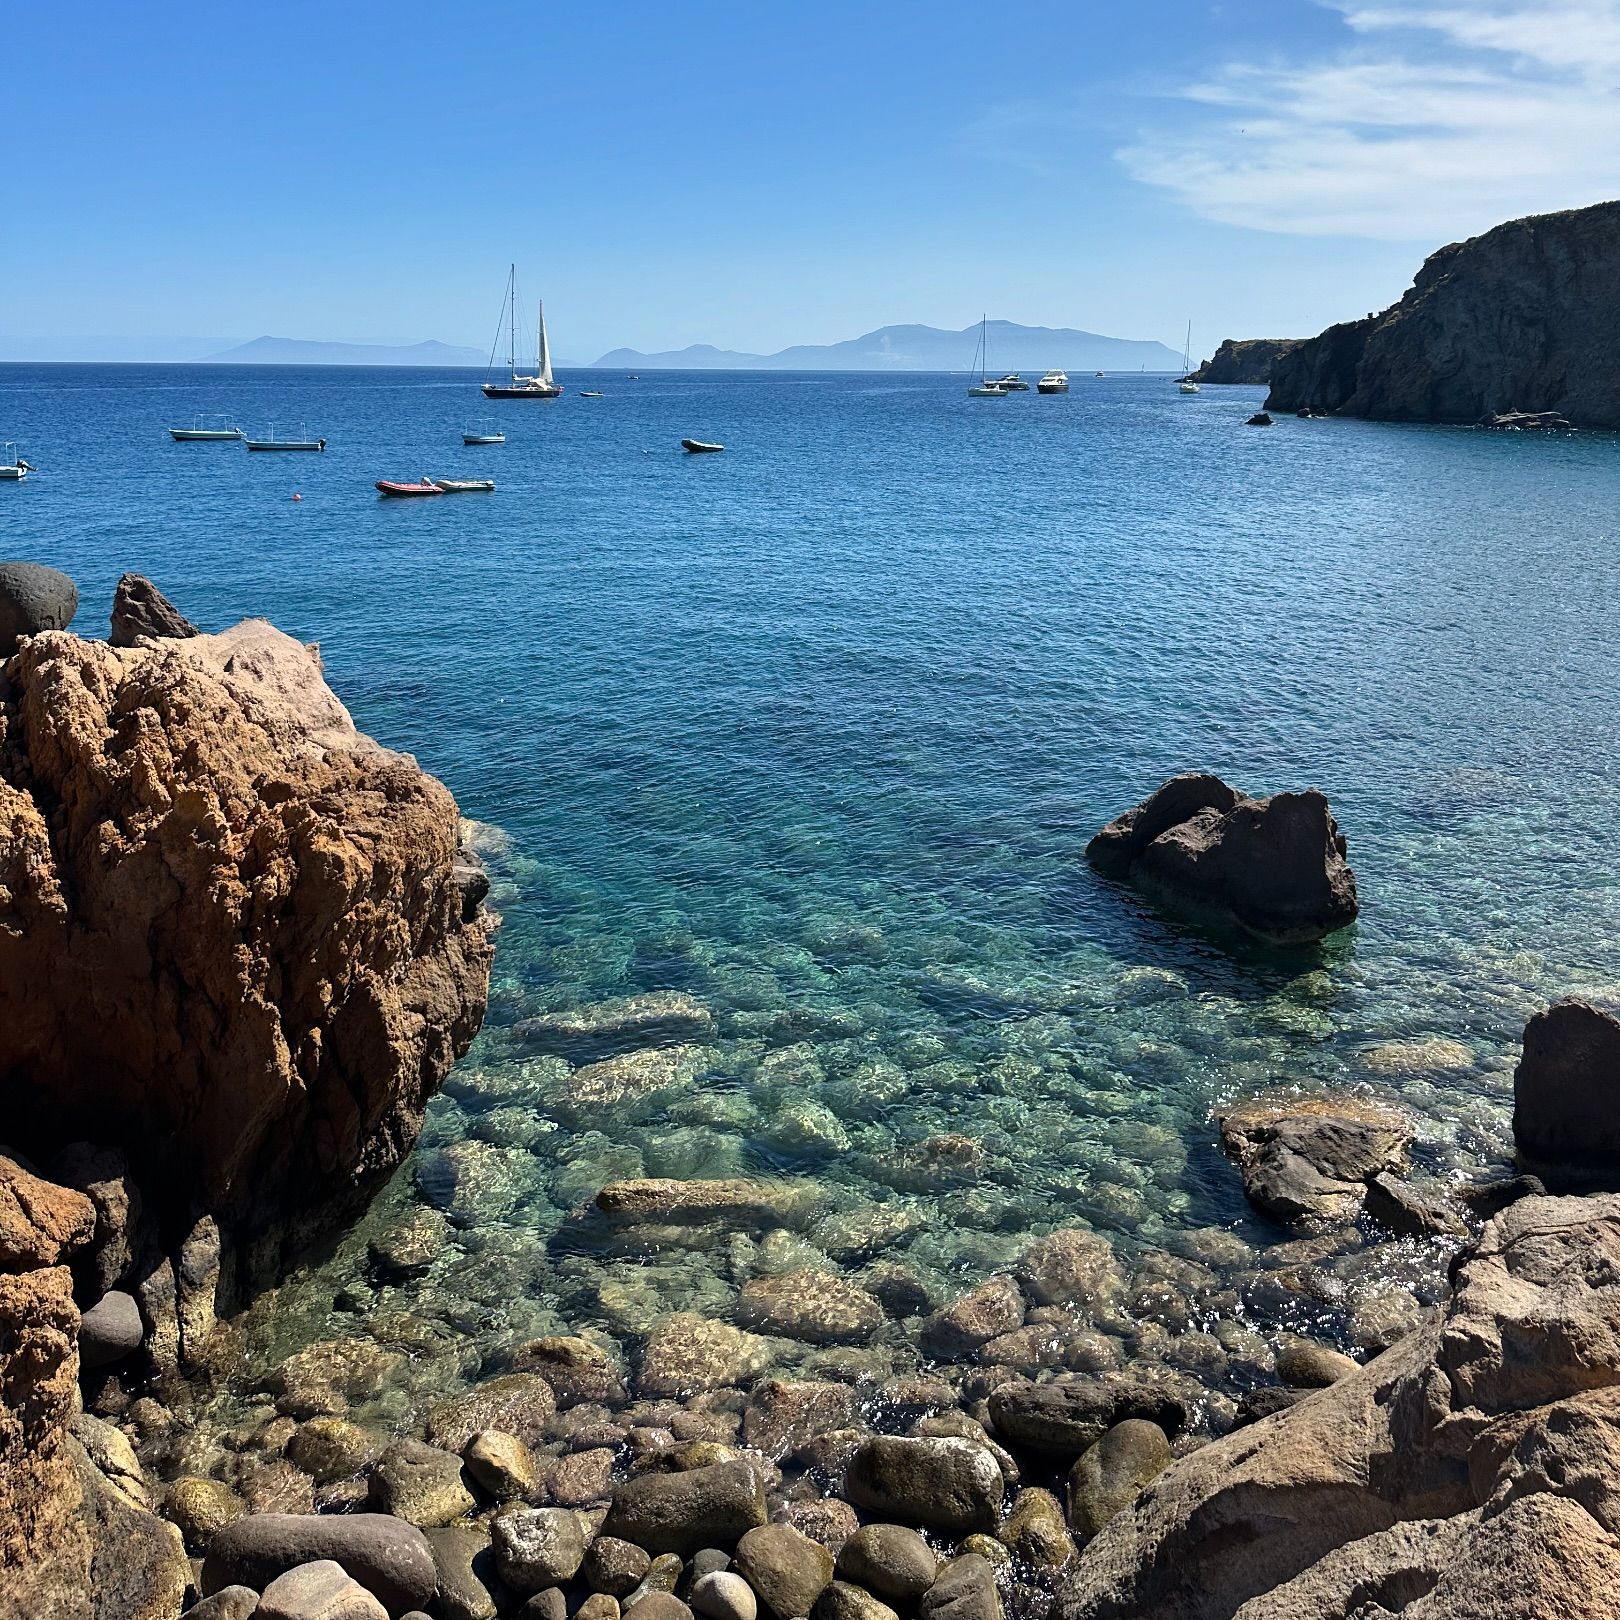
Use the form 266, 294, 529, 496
202, 336, 487, 366
593, 321, 1186, 372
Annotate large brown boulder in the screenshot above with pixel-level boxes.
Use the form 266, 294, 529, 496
0, 619, 494, 1270
1514, 999, 1620, 1177
1057, 1193, 1620, 1620
1087, 775, 1358, 945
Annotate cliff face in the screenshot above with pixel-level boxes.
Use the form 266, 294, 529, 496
1189, 338, 1300, 385
1267, 200, 1620, 425
0, 618, 495, 1272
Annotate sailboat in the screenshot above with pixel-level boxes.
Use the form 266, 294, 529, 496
966, 315, 1008, 397
1178, 321, 1200, 394
483, 264, 564, 400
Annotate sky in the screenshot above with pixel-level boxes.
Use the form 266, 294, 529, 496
3, 0, 1617, 362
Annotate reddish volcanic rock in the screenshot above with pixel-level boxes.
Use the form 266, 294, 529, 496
0, 619, 494, 1268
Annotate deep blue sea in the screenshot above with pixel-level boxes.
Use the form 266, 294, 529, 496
5, 362, 1619, 1417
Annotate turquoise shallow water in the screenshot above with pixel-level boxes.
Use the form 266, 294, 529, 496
6, 362, 1620, 1432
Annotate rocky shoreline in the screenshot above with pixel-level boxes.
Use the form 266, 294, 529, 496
3, 568, 1617, 1618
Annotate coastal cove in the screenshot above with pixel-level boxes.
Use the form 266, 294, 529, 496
6, 360, 1620, 1613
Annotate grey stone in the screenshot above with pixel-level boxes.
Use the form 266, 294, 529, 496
424, 1524, 502, 1620
919, 1277, 1025, 1359
463, 1428, 538, 1500
575, 1597, 621, 1620
690, 1570, 758, 1620
1362, 1172, 1469, 1238
256, 1560, 388, 1620
733, 1523, 834, 1620
986, 1377, 1184, 1458
999, 1487, 1075, 1568
1275, 1342, 1359, 1388
491, 1506, 589, 1595
109, 573, 199, 646
844, 1436, 1003, 1537
815, 1583, 900, 1620
184, 1588, 259, 1620
1067, 1420, 1173, 1537
626, 1597, 693, 1620
919, 1556, 1001, 1620
368, 1438, 476, 1527
286, 1417, 384, 1485
835, 1524, 937, 1605
79, 1288, 144, 1368
521, 1592, 568, 1620
200, 1513, 437, 1613
0, 560, 77, 654
602, 1461, 767, 1556
50, 1141, 141, 1295
176, 1211, 222, 1362
585, 1535, 654, 1597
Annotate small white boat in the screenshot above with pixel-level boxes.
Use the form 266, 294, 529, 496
1095, 371, 1105, 378
430, 478, 496, 493
681, 439, 724, 453
169, 415, 242, 442
966, 315, 1009, 397
463, 430, 505, 445
1037, 370, 1069, 394
0, 444, 30, 481
245, 425, 326, 451
580, 391, 605, 398
1178, 321, 1200, 393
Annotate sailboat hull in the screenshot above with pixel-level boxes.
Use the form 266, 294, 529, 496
482, 383, 563, 399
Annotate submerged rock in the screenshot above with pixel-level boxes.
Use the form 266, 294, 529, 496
987, 1377, 1185, 1459
1514, 999, 1620, 1175
638, 1313, 775, 1398
1087, 774, 1359, 944
1056, 1192, 1620, 1620
597, 1179, 822, 1231
735, 1270, 884, 1345
517, 993, 717, 1059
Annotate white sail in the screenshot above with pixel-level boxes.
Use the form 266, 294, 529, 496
537, 302, 554, 387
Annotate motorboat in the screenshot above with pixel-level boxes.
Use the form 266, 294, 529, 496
376, 478, 444, 497
0, 444, 30, 481
1037, 370, 1069, 394
681, 439, 724, 453
992, 373, 1029, 391
169, 416, 242, 441
580, 391, 604, 398
463, 427, 505, 445
965, 315, 1009, 397
246, 426, 326, 451
430, 478, 496, 492
482, 264, 563, 399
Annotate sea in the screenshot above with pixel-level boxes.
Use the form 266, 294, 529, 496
5, 361, 1620, 1436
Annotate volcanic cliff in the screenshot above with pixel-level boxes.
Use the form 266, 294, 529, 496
1266, 200, 1620, 426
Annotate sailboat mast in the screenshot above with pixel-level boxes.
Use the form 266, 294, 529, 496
508, 265, 517, 378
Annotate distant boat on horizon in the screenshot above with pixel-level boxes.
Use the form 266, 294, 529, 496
1179, 322, 1200, 394
483, 264, 563, 400
967, 315, 1009, 397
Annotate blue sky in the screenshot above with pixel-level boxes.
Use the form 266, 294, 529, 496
4, 1, 1616, 361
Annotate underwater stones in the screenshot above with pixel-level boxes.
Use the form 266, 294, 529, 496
548, 1446, 616, 1506
691, 1569, 758, 1620
1218, 1094, 1413, 1227
598, 1179, 823, 1232
844, 1436, 1004, 1536
369, 1437, 477, 1527
835, 1524, 938, 1606
602, 1460, 768, 1556
761, 1098, 852, 1159
1087, 774, 1359, 945
162, 1475, 247, 1550
368, 1208, 449, 1280
639, 1314, 776, 1398
0, 560, 78, 653
742, 1379, 859, 1459
778, 1498, 861, 1552
1361, 1037, 1474, 1073
861, 1261, 937, 1319
813, 1205, 925, 1263
986, 1377, 1185, 1459
920, 1276, 1025, 1359
266, 1337, 403, 1419
492, 1506, 589, 1594
464, 1429, 539, 1500
202, 1514, 437, 1613
426, 1374, 558, 1451
416, 1139, 537, 1227
517, 994, 718, 1060
1514, 999, 1620, 1173
286, 1418, 384, 1485
1000, 1487, 1076, 1568
1066, 1420, 1173, 1538
557, 1046, 706, 1125
511, 1336, 627, 1406
735, 1270, 884, 1345
865, 1136, 985, 1194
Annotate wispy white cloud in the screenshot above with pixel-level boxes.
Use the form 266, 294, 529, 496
1119, 0, 1620, 239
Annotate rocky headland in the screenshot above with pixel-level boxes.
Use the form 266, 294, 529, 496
1265, 199, 1620, 426
3, 567, 1618, 1620
1185, 341, 1300, 387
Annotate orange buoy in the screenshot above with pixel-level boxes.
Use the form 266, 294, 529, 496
292, 492, 302, 501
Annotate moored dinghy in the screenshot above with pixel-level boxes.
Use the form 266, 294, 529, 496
0, 443, 30, 481
376, 477, 444, 497
681, 439, 724, 453
246, 425, 326, 451
169, 415, 243, 441
430, 478, 496, 493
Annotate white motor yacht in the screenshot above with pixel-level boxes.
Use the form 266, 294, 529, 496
1037, 370, 1069, 394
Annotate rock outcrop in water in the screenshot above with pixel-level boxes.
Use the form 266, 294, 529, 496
0, 613, 495, 1274
1087, 774, 1359, 944
1058, 1192, 1620, 1619
1515, 999, 1620, 1178
1266, 200, 1620, 427
1188, 339, 1300, 386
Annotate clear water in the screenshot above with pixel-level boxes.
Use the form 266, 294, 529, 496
6, 363, 1619, 1440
